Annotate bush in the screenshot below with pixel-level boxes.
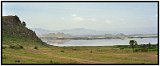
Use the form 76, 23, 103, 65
133, 48, 141, 52
119, 47, 124, 50
20, 45, 24, 49
60, 50, 64, 52
133, 48, 149, 52
15, 59, 20, 63
22, 21, 26, 27
90, 50, 93, 53
50, 60, 53, 64
34, 46, 38, 49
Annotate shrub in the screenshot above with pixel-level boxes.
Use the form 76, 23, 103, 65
15, 59, 20, 63
50, 60, 53, 64
90, 50, 93, 53
119, 47, 124, 50
22, 21, 26, 27
20, 45, 24, 49
60, 50, 64, 52
133, 48, 141, 52
34, 46, 38, 49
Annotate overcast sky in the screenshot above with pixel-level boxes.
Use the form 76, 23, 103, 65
2, 2, 158, 34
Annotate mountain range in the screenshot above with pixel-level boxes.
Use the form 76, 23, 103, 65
31, 28, 158, 37
31, 28, 108, 36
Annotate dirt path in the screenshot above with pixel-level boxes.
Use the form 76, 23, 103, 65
36, 54, 105, 64
35, 49, 106, 64
53, 55, 105, 64
14, 50, 105, 64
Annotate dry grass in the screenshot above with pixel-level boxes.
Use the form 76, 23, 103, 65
2, 46, 158, 64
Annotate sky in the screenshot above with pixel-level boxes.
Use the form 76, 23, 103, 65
2, 2, 158, 34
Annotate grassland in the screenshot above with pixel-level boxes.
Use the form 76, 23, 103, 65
2, 45, 158, 64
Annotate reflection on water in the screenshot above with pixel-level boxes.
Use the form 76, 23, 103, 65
41, 38, 158, 46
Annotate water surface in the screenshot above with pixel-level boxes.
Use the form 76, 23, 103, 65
42, 38, 157, 46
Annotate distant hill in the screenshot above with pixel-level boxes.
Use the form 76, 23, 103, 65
40, 32, 73, 38
31, 28, 52, 36
58, 28, 106, 36
2, 15, 44, 46
32, 28, 108, 36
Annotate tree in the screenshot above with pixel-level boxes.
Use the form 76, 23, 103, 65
22, 21, 26, 27
15, 15, 20, 21
129, 40, 138, 51
34, 46, 38, 49
147, 42, 151, 48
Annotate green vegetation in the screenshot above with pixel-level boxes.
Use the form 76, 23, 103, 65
2, 16, 45, 46
3, 15, 48, 41
22, 21, 26, 27
34, 46, 38, 50
2, 46, 158, 64
129, 40, 138, 51
115, 44, 158, 52
128, 40, 158, 52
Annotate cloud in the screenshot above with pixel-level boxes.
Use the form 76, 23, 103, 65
105, 20, 111, 24
73, 17, 84, 21
71, 14, 84, 21
87, 18, 96, 21
120, 18, 124, 21
71, 14, 77, 17
71, 14, 98, 22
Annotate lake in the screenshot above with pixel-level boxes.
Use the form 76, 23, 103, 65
41, 38, 158, 46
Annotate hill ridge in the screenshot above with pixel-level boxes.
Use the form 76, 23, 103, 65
2, 15, 44, 46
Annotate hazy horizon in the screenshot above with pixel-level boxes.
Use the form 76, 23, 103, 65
2, 2, 158, 34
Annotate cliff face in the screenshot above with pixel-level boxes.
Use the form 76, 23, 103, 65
2, 15, 43, 45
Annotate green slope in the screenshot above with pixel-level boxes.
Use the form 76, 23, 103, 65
2, 15, 46, 47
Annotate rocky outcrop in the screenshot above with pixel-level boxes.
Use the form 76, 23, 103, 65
2, 15, 43, 44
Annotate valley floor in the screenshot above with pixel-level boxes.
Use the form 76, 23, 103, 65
2, 46, 158, 64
